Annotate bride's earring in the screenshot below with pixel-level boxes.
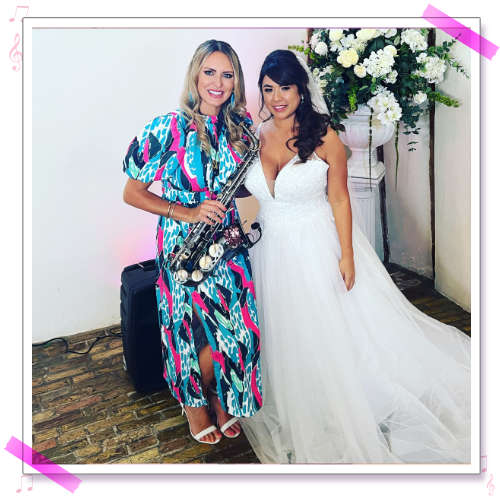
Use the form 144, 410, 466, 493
300, 95, 304, 104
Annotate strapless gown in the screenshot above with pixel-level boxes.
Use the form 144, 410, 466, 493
240, 150, 471, 464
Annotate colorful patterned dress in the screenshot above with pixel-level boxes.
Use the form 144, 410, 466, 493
123, 110, 262, 418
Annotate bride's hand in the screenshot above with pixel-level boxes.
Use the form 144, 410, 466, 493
339, 256, 355, 291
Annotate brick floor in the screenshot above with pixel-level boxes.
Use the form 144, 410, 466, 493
32, 263, 471, 464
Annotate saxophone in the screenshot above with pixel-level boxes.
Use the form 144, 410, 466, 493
167, 113, 261, 287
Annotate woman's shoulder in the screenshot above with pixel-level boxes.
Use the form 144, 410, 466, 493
146, 110, 185, 128
139, 110, 192, 140
315, 126, 345, 163
318, 125, 343, 150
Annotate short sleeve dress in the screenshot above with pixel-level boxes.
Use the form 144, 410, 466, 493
123, 111, 262, 418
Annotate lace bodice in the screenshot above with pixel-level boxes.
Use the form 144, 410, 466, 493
244, 148, 331, 225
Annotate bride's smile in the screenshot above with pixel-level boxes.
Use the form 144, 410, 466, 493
261, 75, 301, 119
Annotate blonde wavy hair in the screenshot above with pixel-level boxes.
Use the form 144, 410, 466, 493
180, 40, 248, 156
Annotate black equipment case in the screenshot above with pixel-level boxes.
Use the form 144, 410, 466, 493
120, 259, 168, 393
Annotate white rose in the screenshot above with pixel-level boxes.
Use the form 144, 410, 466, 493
384, 28, 397, 38
356, 29, 378, 41
310, 32, 321, 49
329, 29, 344, 42
337, 48, 359, 68
384, 45, 397, 57
413, 91, 428, 104
314, 41, 328, 56
353, 64, 367, 78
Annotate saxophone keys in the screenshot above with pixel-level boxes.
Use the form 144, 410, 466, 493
174, 269, 188, 283
191, 270, 204, 282
199, 255, 213, 271
209, 243, 224, 258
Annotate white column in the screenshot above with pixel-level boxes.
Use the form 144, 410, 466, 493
349, 168, 385, 261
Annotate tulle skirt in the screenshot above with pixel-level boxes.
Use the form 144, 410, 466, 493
240, 201, 471, 464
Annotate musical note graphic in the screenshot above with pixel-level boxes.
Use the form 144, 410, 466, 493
9, 33, 22, 72
487, 474, 495, 496
16, 474, 33, 493
482, 454, 488, 472
9, 5, 29, 23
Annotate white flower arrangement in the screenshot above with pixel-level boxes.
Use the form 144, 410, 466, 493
414, 53, 447, 83
290, 27, 468, 184
384, 70, 398, 84
314, 41, 329, 56
356, 28, 379, 41
401, 29, 428, 52
340, 33, 367, 53
353, 64, 367, 78
380, 28, 398, 38
337, 48, 359, 68
368, 87, 403, 125
362, 47, 396, 78
413, 91, 428, 105
329, 29, 344, 42
309, 32, 321, 49
291, 27, 466, 130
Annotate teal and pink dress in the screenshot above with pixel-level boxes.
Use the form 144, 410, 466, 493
123, 110, 262, 417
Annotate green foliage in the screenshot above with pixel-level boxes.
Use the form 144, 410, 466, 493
288, 27, 466, 135
348, 86, 358, 111
428, 91, 460, 107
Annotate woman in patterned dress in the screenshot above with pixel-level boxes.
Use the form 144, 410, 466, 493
122, 40, 262, 445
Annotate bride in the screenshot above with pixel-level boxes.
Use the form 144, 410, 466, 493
240, 49, 471, 464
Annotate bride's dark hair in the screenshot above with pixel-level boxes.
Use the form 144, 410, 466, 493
258, 49, 330, 163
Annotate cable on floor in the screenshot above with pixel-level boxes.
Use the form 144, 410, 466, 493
32, 326, 122, 355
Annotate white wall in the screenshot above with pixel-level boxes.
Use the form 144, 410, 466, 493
383, 38, 471, 312
31, 28, 305, 342
383, 114, 433, 278
434, 33, 471, 311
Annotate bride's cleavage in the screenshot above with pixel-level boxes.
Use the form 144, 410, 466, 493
259, 152, 297, 199
265, 178, 276, 198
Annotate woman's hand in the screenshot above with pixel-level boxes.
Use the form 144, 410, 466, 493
190, 199, 227, 225
339, 255, 355, 291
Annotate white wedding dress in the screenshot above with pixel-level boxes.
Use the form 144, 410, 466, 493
240, 143, 471, 464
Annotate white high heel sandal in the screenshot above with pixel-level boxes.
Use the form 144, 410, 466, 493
208, 388, 241, 439
180, 404, 221, 445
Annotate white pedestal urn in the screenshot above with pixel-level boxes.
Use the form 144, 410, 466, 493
338, 104, 396, 258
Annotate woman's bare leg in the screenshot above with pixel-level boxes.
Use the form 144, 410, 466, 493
198, 343, 241, 436
182, 342, 221, 443
198, 344, 240, 436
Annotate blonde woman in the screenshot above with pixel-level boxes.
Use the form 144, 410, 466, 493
123, 40, 262, 445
